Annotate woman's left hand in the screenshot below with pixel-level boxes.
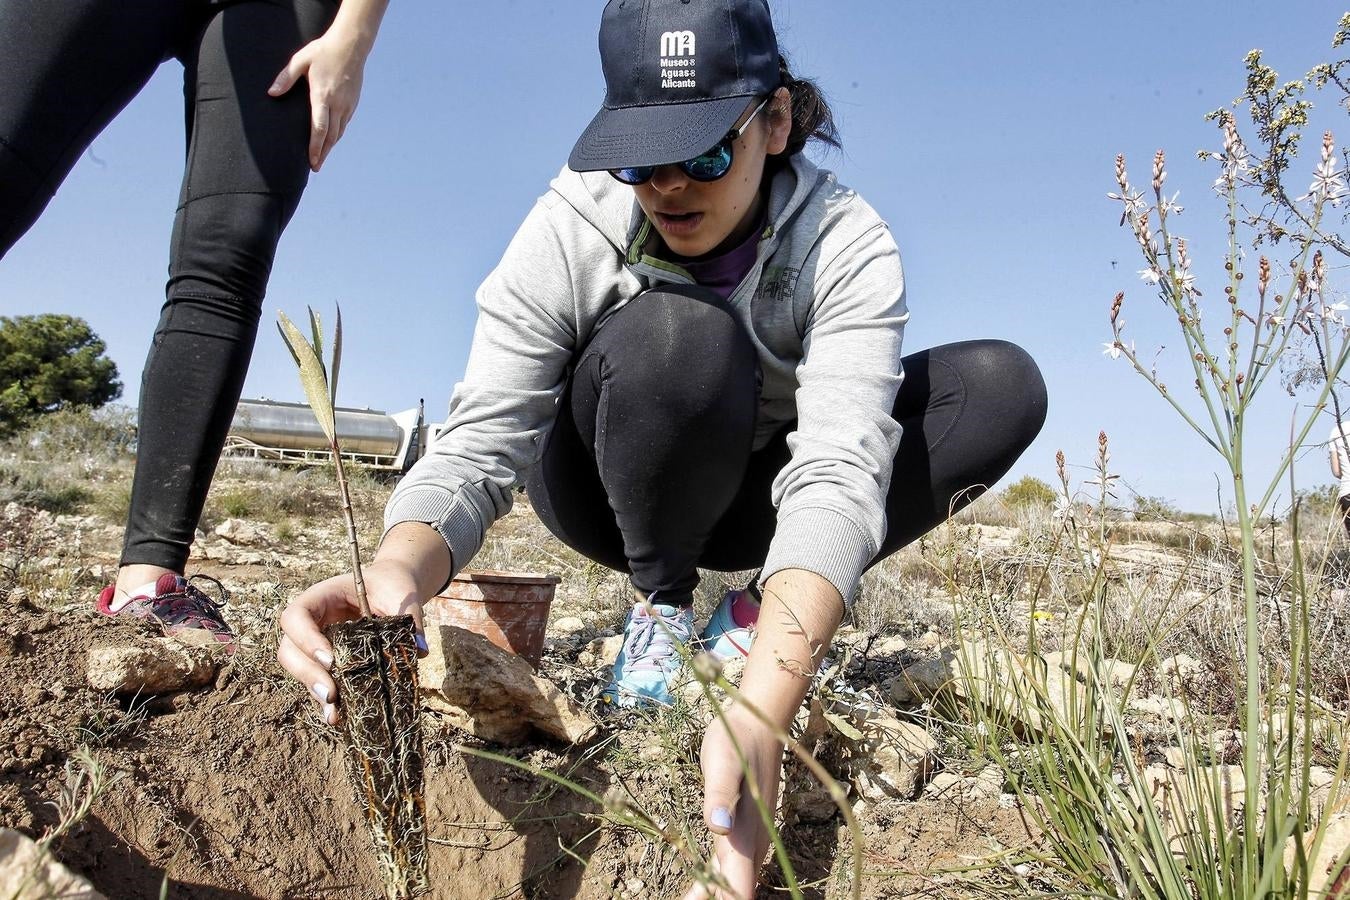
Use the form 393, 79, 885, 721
268, 25, 373, 172
684, 706, 784, 900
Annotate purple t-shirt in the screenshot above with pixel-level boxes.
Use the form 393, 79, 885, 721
673, 223, 763, 300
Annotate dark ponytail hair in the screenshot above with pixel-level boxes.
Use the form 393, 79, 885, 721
775, 53, 839, 159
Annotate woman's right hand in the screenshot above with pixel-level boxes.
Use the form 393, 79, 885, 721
277, 559, 426, 725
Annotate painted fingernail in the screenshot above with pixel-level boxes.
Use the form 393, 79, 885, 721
314, 649, 333, 669
415, 634, 428, 653
311, 681, 331, 704
711, 807, 733, 829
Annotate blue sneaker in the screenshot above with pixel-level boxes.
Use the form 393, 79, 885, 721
697, 587, 759, 661
602, 602, 695, 708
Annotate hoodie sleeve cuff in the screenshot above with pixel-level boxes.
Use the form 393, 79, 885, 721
383, 487, 486, 588
759, 507, 876, 605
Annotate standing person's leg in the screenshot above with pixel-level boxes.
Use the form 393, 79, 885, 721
525, 285, 760, 703
1339, 495, 1350, 538
0, 0, 182, 256
113, 0, 337, 616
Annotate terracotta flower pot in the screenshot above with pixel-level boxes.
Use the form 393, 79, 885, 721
423, 569, 560, 668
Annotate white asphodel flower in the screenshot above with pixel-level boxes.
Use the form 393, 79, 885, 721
1160, 191, 1184, 216
1139, 267, 1162, 285
1103, 341, 1122, 360
1300, 135, 1349, 205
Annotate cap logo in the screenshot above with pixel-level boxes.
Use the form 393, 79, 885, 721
659, 30, 696, 89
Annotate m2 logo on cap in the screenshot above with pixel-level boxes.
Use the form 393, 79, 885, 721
659, 30, 696, 89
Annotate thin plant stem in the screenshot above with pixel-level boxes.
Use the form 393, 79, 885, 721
331, 444, 371, 619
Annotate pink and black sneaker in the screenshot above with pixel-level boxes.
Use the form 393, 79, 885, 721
96, 573, 235, 652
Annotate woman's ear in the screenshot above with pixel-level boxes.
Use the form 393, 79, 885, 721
765, 85, 792, 156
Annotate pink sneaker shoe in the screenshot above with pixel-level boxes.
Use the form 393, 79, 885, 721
97, 573, 235, 651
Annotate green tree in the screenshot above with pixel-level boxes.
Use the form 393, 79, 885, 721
1002, 474, 1056, 509
0, 314, 122, 438
1132, 493, 1181, 521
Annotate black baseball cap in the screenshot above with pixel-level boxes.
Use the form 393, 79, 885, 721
568, 0, 781, 173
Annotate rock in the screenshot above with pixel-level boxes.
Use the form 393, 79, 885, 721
1287, 810, 1350, 893
1135, 764, 1245, 847
1162, 746, 1187, 768
885, 641, 1093, 734
1044, 650, 1136, 692
833, 709, 940, 802
86, 638, 219, 694
1303, 765, 1339, 815
213, 518, 265, 545
579, 634, 624, 668
0, 828, 104, 899
970, 764, 1005, 799
419, 624, 598, 745
883, 651, 957, 705
921, 765, 1002, 802
1129, 695, 1190, 723
911, 630, 943, 651
869, 635, 908, 657
923, 771, 964, 799
550, 616, 587, 636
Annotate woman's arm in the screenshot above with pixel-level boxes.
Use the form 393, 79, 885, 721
268, 0, 391, 171
688, 568, 843, 900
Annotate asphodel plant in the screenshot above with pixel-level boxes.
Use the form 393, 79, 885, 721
278, 307, 429, 900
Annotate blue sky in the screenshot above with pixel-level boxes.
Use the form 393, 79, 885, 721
2, 1, 1347, 514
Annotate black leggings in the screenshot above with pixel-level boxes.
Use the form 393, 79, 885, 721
0, 0, 337, 571
526, 286, 1049, 605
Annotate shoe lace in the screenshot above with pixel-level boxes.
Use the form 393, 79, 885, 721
623, 605, 693, 673
153, 575, 228, 624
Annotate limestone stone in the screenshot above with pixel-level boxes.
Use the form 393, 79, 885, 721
550, 616, 587, 636
213, 518, 265, 545
883, 650, 957, 705
1129, 694, 1190, 722
1135, 764, 1246, 848
835, 710, 940, 802
579, 634, 624, 668
86, 638, 219, 694
0, 828, 104, 899
1286, 810, 1350, 893
419, 624, 598, 746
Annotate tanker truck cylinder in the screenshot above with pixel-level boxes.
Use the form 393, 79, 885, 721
230, 400, 403, 456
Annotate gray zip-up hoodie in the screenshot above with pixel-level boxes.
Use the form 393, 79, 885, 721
385, 155, 908, 602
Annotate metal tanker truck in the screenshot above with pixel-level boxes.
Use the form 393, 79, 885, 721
223, 398, 437, 474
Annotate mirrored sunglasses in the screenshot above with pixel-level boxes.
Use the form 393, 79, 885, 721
609, 96, 770, 186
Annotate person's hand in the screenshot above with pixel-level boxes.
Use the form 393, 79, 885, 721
268, 25, 372, 171
684, 705, 785, 900
277, 559, 426, 725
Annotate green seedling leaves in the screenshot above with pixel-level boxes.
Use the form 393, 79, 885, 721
331, 306, 343, 409
822, 710, 863, 741
277, 310, 336, 445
